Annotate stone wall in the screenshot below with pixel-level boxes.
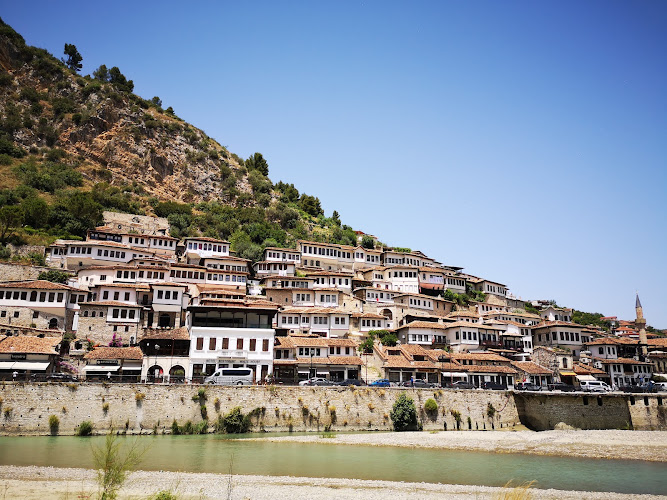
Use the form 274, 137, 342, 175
514, 392, 667, 431
2, 384, 665, 436
0, 384, 520, 435
0, 262, 62, 282
0, 306, 65, 330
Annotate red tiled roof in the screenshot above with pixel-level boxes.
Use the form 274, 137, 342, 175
84, 347, 143, 360
140, 327, 189, 341
0, 280, 74, 290
0, 335, 61, 354
511, 361, 551, 375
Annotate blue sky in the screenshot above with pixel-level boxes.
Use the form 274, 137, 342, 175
4, 1, 666, 327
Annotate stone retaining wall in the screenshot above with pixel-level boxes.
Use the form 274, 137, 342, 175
0, 383, 519, 435
1, 384, 664, 436
514, 392, 667, 430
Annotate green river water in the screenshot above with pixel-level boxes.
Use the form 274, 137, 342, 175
0, 434, 665, 495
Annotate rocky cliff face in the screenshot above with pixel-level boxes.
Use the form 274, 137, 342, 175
0, 23, 248, 204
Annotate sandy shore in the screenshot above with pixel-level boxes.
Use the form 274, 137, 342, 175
0, 466, 665, 500
246, 429, 667, 462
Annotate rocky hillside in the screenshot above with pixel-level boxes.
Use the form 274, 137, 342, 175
0, 21, 250, 204
0, 19, 361, 260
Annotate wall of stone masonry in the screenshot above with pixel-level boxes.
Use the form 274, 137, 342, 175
2, 384, 664, 436
626, 393, 667, 430
0, 262, 63, 282
0, 306, 65, 330
514, 392, 667, 430
0, 383, 520, 435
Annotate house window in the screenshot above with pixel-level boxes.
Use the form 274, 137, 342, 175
209, 338, 216, 350
263, 339, 269, 351
250, 339, 257, 351
196, 337, 204, 350
237, 338, 243, 350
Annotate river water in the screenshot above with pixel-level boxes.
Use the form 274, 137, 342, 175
0, 434, 665, 495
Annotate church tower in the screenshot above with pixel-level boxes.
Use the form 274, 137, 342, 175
635, 294, 648, 357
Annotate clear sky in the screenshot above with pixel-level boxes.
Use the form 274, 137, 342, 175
4, 1, 666, 327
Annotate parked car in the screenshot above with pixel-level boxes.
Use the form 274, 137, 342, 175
298, 377, 331, 386
515, 383, 543, 391
579, 380, 612, 393
204, 368, 254, 386
336, 379, 365, 386
481, 381, 508, 391
446, 381, 475, 389
400, 379, 435, 388
654, 382, 667, 392
547, 382, 577, 392
31, 372, 77, 382
369, 379, 390, 387
619, 385, 646, 393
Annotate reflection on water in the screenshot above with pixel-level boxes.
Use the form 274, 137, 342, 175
0, 434, 665, 495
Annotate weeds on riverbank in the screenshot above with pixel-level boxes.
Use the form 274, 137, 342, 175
48, 414, 59, 435
493, 480, 535, 499
92, 432, 146, 500
76, 420, 93, 436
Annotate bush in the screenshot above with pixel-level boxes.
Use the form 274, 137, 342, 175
76, 420, 93, 436
215, 406, 251, 434
48, 414, 59, 435
424, 398, 438, 415
37, 269, 70, 283
390, 393, 419, 431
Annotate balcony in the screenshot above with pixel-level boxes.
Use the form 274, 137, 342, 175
480, 340, 503, 348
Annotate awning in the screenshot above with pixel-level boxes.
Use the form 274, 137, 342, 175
316, 371, 330, 375
83, 365, 121, 373
0, 361, 50, 371
297, 370, 310, 374
559, 371, 577, 377
576, 375, 597, 382
120, 367, 142, 371
11, 362, 50, 371
0, 361, 51, 372
441, 372, 468, 377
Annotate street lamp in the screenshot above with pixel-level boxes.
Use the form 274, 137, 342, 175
310, 349, 314, 378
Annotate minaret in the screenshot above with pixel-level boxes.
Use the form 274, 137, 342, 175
635, 294, 648, 357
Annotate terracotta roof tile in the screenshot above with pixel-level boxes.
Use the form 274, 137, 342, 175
0, 280, 74, 290
511, 361, 551, 375
0, 335, 61, 354
84, 347, 143, 360
140, 327, 189, 341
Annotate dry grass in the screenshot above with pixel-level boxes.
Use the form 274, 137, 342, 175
493, 481, 535, 500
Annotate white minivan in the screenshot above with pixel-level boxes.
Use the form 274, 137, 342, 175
204, 368, 253, 386
580, 380, 612, 392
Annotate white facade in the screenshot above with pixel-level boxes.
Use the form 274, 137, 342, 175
189, 326, 274, 382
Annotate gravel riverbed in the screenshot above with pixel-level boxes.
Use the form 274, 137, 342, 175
246, 429, 667, 462
0, 466, 665, 500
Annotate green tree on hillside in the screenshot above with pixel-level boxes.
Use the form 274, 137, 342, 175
62, 44, 82, 72
93, 64, 110, 81
37, 269, 69, 284
298, 194, 323, 217
361, 235, 374, 249
0, 205, 23, 243
245, 152, 269, 176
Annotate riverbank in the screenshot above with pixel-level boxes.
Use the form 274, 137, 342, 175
0, 466, 665, 500
248, 429, 667, 462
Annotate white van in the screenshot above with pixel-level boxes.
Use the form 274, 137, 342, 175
204, 368, 253, 386
580, 380, 612, 392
